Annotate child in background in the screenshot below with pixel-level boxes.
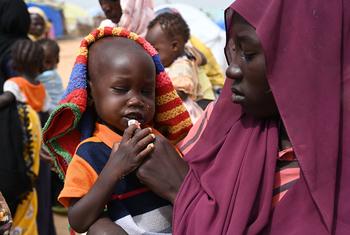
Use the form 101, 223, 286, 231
42, 27, 192, 234
146, 12, 209, 122
0, 39, 50, 113
37, 39, 64, 111
155, 8, 224, 100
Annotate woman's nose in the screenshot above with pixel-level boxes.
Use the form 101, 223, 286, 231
226, 63, 243, 81
101, 3, 111, 12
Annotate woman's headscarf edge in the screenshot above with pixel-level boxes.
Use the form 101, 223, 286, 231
42, 27, 193, 179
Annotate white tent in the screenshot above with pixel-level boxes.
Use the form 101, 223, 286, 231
156, 3, 228, 70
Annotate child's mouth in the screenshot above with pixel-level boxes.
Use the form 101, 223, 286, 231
124, 112, 144, 125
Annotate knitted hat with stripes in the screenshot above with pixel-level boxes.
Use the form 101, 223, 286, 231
43, 27, 192, 178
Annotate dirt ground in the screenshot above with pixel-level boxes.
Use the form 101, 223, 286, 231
57, 38, 82, 88
53, 37, 82, 235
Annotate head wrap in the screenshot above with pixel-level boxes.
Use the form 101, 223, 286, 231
28, 6, 51, 41
43, 27, 192, 178
119, 0, 155, 36
173, 0, 350, 234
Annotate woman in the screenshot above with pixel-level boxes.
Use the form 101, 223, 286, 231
135, 0, 350, 234
99, 0, 154, 37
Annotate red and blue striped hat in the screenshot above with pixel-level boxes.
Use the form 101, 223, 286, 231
43, 27, 192, 178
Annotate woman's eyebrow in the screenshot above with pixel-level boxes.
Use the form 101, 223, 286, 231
236, 34, 260, 45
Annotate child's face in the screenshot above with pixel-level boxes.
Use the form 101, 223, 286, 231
89, 37, 156, 133
99, 0, 122, 24
29, 13, 45, 37
225, 13, 278, 119
42, 46, 58, 71
146, 23, 178, 68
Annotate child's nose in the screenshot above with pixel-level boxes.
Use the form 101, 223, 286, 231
127, 95, 144, 107
226, 63, 243, 81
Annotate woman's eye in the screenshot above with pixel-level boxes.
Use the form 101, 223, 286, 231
240, 52, 256, 62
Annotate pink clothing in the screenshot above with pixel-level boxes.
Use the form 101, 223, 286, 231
119, 0, 154, 36
172, 0, 350, 234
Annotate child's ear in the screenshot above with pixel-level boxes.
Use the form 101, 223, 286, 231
87, 80, 94, 107
88, 80, 93, 92
171, 40, 180, 52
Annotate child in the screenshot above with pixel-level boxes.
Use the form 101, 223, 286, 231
146, 12, 209, 122
37, 39, 64, 111
0, 39, 50, 113
42, 27, 192, 234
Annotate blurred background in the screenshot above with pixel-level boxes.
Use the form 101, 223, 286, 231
25, 0, 230, 38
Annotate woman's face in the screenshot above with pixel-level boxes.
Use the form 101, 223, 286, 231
225, 13, 278, 119
29, 13, 45, 37
99, 0, 122, 24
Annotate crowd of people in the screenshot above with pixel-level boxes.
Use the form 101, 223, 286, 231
0, 0, 349, 234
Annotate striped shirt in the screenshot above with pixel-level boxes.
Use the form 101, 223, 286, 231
59, 123, 172, 234
178, 105, 301, 207
272, 147, 300, 206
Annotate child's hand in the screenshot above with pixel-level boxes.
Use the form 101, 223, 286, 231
107, 125, 155, 180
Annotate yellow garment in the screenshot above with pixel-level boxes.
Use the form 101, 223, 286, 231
198, 67, 215, 101
11, 104, 40, 235
190, 35, 225, 88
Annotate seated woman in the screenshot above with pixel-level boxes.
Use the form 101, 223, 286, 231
135, 0, 350, 234
76, 0, 350, 233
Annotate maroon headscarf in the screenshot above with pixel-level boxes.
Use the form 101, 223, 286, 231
173, 0, 350, 234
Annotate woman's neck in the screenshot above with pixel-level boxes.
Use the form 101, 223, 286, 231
279, 120, 292, 150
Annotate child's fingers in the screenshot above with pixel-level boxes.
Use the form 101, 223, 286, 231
136, 143, 155, 162
129, 127, 153, 145
134, 133, 156, 153
121, 125, 139, 143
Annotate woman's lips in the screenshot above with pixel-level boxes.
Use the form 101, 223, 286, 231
231, 87, 245, 103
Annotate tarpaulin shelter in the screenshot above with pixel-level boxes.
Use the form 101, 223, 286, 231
26, 2, 65, 38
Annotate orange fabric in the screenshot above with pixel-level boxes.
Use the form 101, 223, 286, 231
8, 77, 46, 112
58, 123, 163, 208
58, 155, 98, 208
274, 168, 300, 188
272, 147, 300, 206
94, 124, 123, 148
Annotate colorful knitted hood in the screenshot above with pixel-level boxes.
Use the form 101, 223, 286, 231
43, 27, 192, 178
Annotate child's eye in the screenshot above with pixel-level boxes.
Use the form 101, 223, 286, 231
112, 87, 128, 94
